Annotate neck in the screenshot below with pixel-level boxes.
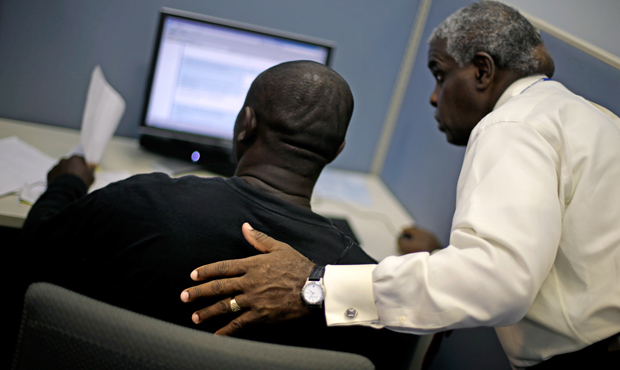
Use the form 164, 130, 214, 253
235, 161, 320, 210
487, 69, 522, 111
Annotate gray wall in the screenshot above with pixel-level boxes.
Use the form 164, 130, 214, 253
380, 0, 470, 247
0, 0, 419, 173
503, 0, 620, 57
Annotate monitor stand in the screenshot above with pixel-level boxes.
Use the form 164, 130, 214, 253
139, 135, 237, 177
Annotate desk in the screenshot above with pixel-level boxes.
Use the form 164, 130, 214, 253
0, 118, 413, 261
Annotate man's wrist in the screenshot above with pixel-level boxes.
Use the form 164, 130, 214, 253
324, 264, 381, 327
301, 265, 326, 308
48, 173, 90, 196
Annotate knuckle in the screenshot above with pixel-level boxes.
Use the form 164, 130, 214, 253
254, 232, 271, 245
229, 319, 244, 332
217, 299, 230, 313
217, 261, 231, 276
251, 259, 262, 270
189, 286, 203, 299
211, 279, 225, 295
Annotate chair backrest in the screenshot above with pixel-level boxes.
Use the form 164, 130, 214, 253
12, 283, 374, 370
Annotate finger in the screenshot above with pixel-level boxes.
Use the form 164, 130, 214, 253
214, 311, 259, 336
397, 238, 410, 247
191, 298, 233, 324
181, 276, 244, 302
401, 226, 417, 235
191, 293, 249, 324
191, 257, 251, 281
68, 154, 83, 161
241, 222, 291, 254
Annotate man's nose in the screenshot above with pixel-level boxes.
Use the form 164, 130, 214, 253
429, 87, 438, 107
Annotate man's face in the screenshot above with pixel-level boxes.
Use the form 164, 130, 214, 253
427, 38, 486, 146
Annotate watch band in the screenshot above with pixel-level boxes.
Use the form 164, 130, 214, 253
308, 265, 325, 281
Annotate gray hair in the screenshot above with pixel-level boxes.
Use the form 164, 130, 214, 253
429, 1, 548, 76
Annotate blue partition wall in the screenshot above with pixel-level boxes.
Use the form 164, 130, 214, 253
542, 33, 620, 117
0, 0, 419, 172
380, 0, 471, 246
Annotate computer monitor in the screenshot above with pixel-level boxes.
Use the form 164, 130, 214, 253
139, 8, 334, 175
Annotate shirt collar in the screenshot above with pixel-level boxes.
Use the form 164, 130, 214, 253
493, 74, 548, 111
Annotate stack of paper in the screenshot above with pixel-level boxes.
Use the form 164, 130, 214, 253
0, 136, 56, 197
313, 167, 373, 206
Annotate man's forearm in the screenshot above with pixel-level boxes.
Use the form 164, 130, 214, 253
22, 174, 88, 242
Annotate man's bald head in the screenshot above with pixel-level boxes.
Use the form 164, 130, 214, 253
242, 61, 353, 166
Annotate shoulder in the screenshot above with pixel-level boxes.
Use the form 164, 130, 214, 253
89, 174, 229, 213
103, 173, 224, 192
470, 81, 608, 148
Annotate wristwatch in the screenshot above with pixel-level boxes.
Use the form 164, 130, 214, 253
301, 265, 325, 308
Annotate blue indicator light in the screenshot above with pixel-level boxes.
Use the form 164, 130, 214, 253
191, 151, 200, 162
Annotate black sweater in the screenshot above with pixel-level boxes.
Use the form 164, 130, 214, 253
22, 173, 418, 369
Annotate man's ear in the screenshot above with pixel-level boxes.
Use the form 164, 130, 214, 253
237, 106, 257, 143
327, 140, 346, 164
472, 51, 495, 90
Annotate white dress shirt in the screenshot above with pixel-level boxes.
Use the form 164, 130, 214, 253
324, 76, 620, 368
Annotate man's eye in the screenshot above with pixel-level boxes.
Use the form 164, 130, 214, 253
434, 72, 444, 83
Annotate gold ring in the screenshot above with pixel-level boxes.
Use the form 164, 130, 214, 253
230, 298, 241, 312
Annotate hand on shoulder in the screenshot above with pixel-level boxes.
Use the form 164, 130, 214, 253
181, 223, 314, 336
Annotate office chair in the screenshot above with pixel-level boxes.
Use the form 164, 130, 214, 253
12, 282, 374, 370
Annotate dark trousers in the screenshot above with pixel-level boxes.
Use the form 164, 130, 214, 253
529, 334, 620, 370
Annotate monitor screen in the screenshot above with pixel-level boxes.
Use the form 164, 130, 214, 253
139, 8, 334, 151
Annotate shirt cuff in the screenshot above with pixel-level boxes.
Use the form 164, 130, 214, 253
324, 264, 383, 328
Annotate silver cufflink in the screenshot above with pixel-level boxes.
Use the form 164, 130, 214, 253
345, 307, 358, 318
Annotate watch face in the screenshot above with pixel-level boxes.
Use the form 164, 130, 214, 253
302, 282, 324, 304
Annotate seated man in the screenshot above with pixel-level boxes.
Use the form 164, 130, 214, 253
21, 61, 417, 369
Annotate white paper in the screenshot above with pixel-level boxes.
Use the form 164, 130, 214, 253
314, 168, 373, 206
19, 181, 47, 205
67, 142, 85, 158
0, 136, 56, 197
89, 170, 132, 192
81, 65, 126, 164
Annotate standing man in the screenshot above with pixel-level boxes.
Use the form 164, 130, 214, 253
181, 2, 620, 368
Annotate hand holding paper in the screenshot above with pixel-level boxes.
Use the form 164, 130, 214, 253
18, 65, 128, 204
